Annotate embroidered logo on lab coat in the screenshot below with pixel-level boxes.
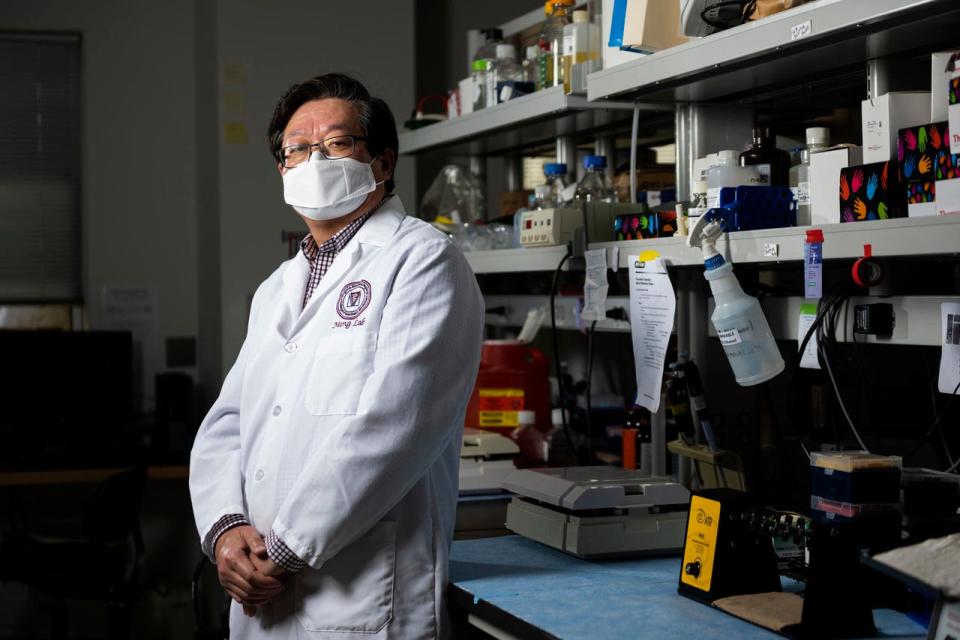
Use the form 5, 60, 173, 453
337, 280, 372, 320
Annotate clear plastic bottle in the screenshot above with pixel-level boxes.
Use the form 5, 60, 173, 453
574, 155, 617, 203
698, 221, 784, 386
485, 44, 523, 107
471, 28, 504, 112
533, 184, 552, 209
789, 127, 830, 226
523, 45, 539, 88
543, 162, 568, 207
561, 10, 600, 93
706, 150, 766, 209
537, 0, 574, 90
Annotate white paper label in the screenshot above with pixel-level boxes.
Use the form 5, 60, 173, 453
798, 304, 821, 370
939, 301, 960, 394
581, 249, 609, 323
562, 35, 574, 56
718, 327, 742, 346
790, 20, 812, 42
931, 599, 960, 640
763, 243, 779, 257
628, 257, 676, 413
753, 163, 772, 185
706, 187, 721, 209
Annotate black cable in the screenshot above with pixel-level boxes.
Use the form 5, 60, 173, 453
905, 378, 960, 465
585, 320, 597, 464
550, 248, 582, 463
921, 357, 956, 469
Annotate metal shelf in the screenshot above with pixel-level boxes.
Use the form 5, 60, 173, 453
593, 216, 960, 269
587, 0, 960, 105
463, 245, 571, 274
398, 86, 646, 156
484, 295, 632, 333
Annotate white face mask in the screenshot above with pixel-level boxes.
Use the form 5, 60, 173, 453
282, 151, 383, 220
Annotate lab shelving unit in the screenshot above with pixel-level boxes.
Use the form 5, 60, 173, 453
593, 216, 960, 270
403, 0, 960, 347
463, 245, 570, 274
587, 0, 960, 105
399, 86, 639, 156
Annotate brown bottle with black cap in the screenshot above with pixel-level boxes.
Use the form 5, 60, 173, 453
740, 127, 791, 188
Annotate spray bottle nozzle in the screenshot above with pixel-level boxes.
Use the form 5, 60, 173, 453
687, 215, 726, 270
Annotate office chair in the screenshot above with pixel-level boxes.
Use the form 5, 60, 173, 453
0, 467, 146, 639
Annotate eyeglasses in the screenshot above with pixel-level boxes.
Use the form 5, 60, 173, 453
279, 134, 368, 168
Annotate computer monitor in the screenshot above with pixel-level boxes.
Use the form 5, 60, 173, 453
0, 329, 133, 469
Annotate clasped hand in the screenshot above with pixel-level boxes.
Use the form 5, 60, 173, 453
215, 525, 287, 617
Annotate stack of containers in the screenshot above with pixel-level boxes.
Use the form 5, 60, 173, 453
809, 451, 902, 530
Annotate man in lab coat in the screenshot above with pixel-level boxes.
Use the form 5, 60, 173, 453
190, 73, 484, 639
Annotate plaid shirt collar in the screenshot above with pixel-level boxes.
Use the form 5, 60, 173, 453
299, 195, 391, 264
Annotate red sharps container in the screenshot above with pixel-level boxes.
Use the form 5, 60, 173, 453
465, 340, 552, 464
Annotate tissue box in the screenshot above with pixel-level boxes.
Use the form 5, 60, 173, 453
897, 121, 960, 182
906, 181, 938, 217
862, 92, 930, 163
614, 212, 658, 240
613, 211, 676, 240
838, 161, 905, 222
810, 146, 862, 224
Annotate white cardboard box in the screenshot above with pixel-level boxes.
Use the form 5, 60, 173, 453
932, 52, 955, 122
602, 0, 642, 70
861, 92, 930, 164
937, 178, 960, 216
458, 77, 474, 116
909, 201, 939, 217
809, 146, 862, 225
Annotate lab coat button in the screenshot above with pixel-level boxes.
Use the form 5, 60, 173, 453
255, 469, 264, 481
284, 341, 298, 353
272, 404, 282, 417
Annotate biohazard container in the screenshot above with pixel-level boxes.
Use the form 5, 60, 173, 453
466, 340, 551, 463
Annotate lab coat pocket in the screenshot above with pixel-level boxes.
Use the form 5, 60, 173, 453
304, 331, 376, 416
294, 520, 397, 634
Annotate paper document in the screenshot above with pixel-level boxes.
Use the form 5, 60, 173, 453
797, 303, 821, 370
581, 249, 609, 323
938, 301, 960, 394
628, 256, 675, 412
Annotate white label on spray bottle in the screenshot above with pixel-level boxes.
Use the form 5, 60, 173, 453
718, 327, 743, 345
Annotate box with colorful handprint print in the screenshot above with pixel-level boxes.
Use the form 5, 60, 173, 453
906, 181, 938, 217
897, 121, 959, 183
838, 161, 905, 223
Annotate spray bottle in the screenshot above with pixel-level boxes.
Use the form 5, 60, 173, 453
688, 217, 784, 386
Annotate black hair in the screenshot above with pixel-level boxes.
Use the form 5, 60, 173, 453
268, 73, 398, 193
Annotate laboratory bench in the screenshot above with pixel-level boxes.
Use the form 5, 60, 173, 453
449, 535, 928, 640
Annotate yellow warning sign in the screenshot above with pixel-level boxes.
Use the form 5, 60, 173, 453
478, 388, 524, 427
680, 494, 722, 593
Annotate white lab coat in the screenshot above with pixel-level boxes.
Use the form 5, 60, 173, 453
189, 197, 484, 640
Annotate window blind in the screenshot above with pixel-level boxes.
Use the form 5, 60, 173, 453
0, 33, 81, 301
